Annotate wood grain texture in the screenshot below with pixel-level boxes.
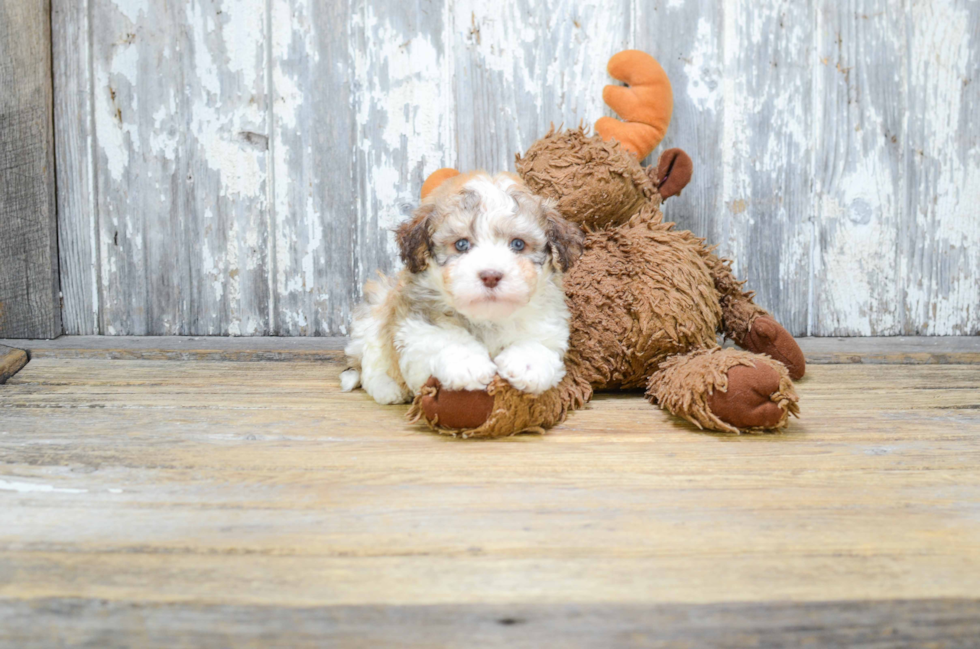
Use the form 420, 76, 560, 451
350, 0, 456, 314
52, 0, 99, 335
720, 0, 813, 336
0, 345, 29, 383
903, 0, 980, 336
0, 357, 979, 643
812, 0, 905, 336
270, 0, 356, 336
453, 0, 631, 172
2, 599, 978, 648
0, 0, 62, 339
52, 1, 980, 336
635, 0, 723, 240
89, 0, 272, 335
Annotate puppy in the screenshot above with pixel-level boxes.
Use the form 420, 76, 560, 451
341, 171, 584, 405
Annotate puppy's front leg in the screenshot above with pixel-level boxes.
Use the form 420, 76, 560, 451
396, 318, 497, 394
494, 341, 566, 395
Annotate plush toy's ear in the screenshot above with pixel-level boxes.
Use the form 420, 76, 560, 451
595, 50, 674, 159
421, 168, 460, 200
652, 148, 693, 199
542, 200, 585, 272
397, 203, 435, 273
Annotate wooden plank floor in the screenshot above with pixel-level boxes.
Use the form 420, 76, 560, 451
1, 343, 979, 646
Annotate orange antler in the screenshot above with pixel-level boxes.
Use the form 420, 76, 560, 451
594, 51, 673, 159
420, 168, 460, 200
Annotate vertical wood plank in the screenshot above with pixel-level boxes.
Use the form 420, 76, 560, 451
270, 0, 356, 336
91, 0, 271, 335
811, 1, 905, 335
452, 0, 632, 172
904, 0, 980, 335
720, 0, 814, 336
635, 0, 725, 244
0, 0, 62, 339
348, 0, 457, 321
52, 0, 100, 335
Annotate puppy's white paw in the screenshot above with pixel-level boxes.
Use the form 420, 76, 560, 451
339, 368, 360, 392
494, 344, 565, 395
363, 372, 411, 405
432, 345, 497, 391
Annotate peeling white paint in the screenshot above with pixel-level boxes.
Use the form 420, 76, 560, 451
905, 0, 980, 335
110, 0, 149, 24
352, 5, 455, 266
685, 19, 719, 110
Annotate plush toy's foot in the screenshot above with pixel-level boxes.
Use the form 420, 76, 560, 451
705, 361, 789, 429
741, 316, 806, 380
647, 348, 799, 434
417, 377, 495, 430
407, 372, 591, 439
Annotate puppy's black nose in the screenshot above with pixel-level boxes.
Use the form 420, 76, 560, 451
479, 270, 503, 288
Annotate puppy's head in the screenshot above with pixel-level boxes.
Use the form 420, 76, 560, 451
398, 172, 584, 321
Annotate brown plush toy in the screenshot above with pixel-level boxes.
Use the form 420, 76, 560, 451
408, 50, 805, 437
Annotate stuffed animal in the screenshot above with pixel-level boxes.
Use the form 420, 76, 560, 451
406, 50, 805, 437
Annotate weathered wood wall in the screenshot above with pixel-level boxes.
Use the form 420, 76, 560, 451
52, 0, 980, 337
0, 0, 61, 339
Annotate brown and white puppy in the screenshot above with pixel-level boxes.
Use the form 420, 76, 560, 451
341, 171, 584, 405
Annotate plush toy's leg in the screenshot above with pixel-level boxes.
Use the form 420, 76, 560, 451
707, 255, 806, 380
646, 348, 799, 433
407, 366, 593, 439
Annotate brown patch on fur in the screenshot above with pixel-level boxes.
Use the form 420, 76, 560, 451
505, 173, 584, 272
441, 264, 455, 295
542, 201, 585, 272
397, 203, 435, 273
516, 257, 539, 293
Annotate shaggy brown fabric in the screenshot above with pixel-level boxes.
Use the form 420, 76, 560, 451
647, 348, 799, 434
741, 316, 807, 380
564, 216, 722, 390
653, 148, 693, 199
706, 253, 770, 345
516, 127, 656, 230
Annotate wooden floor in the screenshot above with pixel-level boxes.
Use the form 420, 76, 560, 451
1, 339, 979, 647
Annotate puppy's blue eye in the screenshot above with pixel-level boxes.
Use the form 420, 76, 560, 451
454, 239, 470, 253
510, 238, 526, 252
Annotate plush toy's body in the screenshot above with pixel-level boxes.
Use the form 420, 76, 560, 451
408, 51, 805, 437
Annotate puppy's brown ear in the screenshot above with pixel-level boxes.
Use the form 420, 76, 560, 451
397, 203, 435, 273
542, 201, 585, 272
